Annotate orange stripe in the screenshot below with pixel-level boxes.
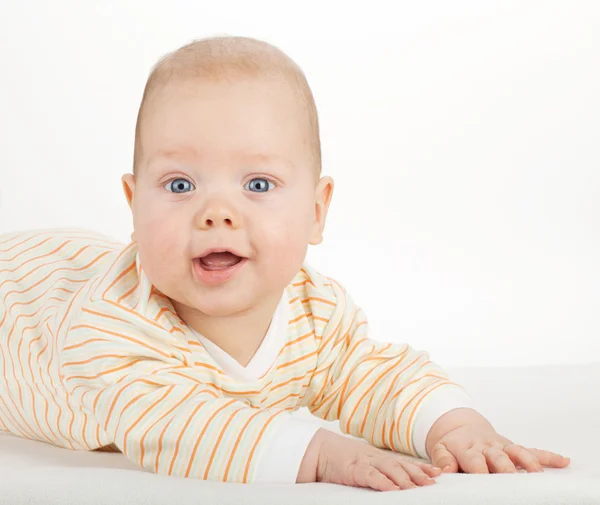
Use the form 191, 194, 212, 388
269, 371, 311, 392
291, 279, 312, 287
156, 416, 177, 473
276, 349, 318, 370
359, 394, 375, 437
170, 370, 268, 396
31, 325, 61, 444
69, 324, 172, 358
223, 409, 264, 481
301, 297, 335, 306
7, 277, 72, 312
17, 332, 49, 443
0, 237, 53, 263
0, 248, 110, 293
153, 307, 169, 322
288, 313, 311, 325
2, 312, 43, 439
26, 332, 59, 444
62, 353, 132, 368
103, 379, 147, 432
281, 330, 314, 350
299, 268, 315, 286
192, 361, 223, 374
0, 234, 39, 250
152, 385, 202, 472
403, 380, 456, 452
319, 305, 355, 351
341, 348, 401, 430
310, 337, 365, 411
266, 392, 300, 409
137, 384, 177, 466
177, 399, 236, 477
1, 277, 88, 327
0, 240, 70, 273
199, 405, 246, 478
102, 261, 135, 298
69, 358, 144, 384
63, 337, 110, 351
112, 393, 145, 440
242, 410, 284, 483
371, 364, 420, 444
386, 374, 444, 452
117, 279, 139, 304
82, 306, 129, 323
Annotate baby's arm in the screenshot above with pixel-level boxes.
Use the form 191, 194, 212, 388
303, 279, 473, 460
60, 302, 319, 484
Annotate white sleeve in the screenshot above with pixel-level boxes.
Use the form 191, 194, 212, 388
253, 417, 322, 483
411, 387, 475, 460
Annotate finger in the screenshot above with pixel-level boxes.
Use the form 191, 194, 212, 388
483, 447, 518, 473
393, 460, 437, 486
458, 447, 489, 474
430, 443, 459, 473
528, 448, 571, 468
373, 460, 419, 490
353, 462, 412, 492
395, 457, 443, 477
417, 462, 443, 477
503, 445, 544, 473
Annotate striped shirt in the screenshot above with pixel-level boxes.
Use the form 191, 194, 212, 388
0, 228, 472, 483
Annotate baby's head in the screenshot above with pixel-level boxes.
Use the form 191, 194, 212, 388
122, 36, 334, 320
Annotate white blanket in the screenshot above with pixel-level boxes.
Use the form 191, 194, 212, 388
0, 363, 598, 504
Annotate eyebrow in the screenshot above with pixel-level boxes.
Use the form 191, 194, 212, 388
147, 148, 294, 171
147, 148, 197, 165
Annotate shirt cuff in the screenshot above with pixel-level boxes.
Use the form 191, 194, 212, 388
253, 416, 322, 484
411, 386, 475, 460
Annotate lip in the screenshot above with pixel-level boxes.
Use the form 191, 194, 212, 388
195, 247, 247, 260
192, 257, 248, 285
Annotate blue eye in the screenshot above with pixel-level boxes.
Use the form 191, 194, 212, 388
245, 178, 274, 193
165, 178, 195, 193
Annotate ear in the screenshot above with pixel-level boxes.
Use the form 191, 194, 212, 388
309, 176, 334, 245
121, 173, 136, 242
122, 173, 136, 209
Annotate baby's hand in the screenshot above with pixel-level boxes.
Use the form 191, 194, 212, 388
314, 430, 441, 492
429, 422, 571, 474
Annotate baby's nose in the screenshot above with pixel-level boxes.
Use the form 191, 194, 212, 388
196, 202, 241, 230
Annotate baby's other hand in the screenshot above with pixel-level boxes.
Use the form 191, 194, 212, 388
429, 423, 571, 474
316, 430, 442, 492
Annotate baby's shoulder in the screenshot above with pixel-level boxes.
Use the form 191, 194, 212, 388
287, 263, 351, 314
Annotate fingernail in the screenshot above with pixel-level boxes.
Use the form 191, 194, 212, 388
442, 465, 452, 473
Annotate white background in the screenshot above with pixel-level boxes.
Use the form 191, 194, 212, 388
1, 0, 598, 367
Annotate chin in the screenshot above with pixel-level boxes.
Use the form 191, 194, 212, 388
186, 293, 250, 317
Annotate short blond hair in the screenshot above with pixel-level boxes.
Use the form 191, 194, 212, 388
132, 36, 321, 176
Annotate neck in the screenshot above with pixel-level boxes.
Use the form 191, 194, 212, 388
172, 289, 284, 367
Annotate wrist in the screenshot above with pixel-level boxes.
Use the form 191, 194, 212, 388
425, 408, 491, 458
297, 428, 326, 483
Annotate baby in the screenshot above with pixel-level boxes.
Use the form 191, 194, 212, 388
0, 36, 570, 491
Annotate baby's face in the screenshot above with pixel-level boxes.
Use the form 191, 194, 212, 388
123, 76, 331, 318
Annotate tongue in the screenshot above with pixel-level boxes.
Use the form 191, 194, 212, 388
199, 252, 241, 271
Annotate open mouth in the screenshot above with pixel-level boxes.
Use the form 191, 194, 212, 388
196, 251, 244, 271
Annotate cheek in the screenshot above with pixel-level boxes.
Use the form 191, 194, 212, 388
256, 210, 311, 268
133, 203, 187, 278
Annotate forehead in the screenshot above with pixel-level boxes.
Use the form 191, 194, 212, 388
139, 78, 310, 167
146, 146, 295, 174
